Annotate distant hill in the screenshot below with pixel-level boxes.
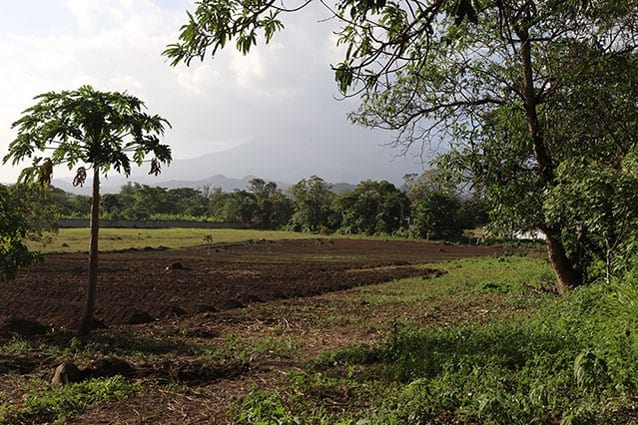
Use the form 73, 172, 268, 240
52, 174, 277, 195
49, 135, 417, 195
52, 174, 356, 195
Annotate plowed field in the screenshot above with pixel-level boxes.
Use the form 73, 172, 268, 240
1, 238, 503, 331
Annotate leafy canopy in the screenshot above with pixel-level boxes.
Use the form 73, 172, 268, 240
3, 85, 172, 182
163, 0, 480, 93
352, 0, 638, 284
165, 0, 638, 289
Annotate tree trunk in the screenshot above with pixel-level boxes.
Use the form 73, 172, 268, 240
517, 26, 582, 293
544, 229, 582, 294
79, 169, 100, 336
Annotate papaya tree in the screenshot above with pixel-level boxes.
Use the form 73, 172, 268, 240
3, 85, 172, 335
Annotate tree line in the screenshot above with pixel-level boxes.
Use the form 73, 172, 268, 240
48, 172, 489, 240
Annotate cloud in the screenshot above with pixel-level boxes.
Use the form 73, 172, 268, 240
61, 0, 165, 32
174, 64, 223, 95
61, 0, 94, 30
0, 1, 426, 184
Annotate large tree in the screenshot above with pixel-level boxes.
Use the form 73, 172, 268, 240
165, 0, 638, 292
3, 85, 172, 335
354, 2, 638, 291
290, 175, 338, 233
336, 180, 410, 235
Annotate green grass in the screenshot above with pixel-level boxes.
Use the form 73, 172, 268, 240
30, 228, 315, 253
0, 376, 137, 424
11, 243, 631, 424
230, 259, 638, 424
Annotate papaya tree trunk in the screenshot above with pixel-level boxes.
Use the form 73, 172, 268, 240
79, 169, 100, 336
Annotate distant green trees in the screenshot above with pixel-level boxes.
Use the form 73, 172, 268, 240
404, 171, 489, 241
50, 171, 487, 240
336, 180, 410, 235
289, 176, 337, 233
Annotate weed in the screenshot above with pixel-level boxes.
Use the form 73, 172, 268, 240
230, 387, 304, 425
0, 375, 137, 424
0, 335, 33, 353
262, 269, 638, 424
224, 334, 298, 361
230, 386, 358, 425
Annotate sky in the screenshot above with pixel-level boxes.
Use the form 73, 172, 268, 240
0, 0, 428, 187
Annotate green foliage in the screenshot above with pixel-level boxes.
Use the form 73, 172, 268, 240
403, 170, 471, 241
0, 376, 137, 424
336, 180, 409, 235
411, 191, 463, 241
352, 0, 638, 289
51, 172, 488, 240
226, 255, 638, 424
164, 0, 285, 65
545, 153, 638, 283
231, 387, 304, 425
231, 384, 360, 425
247, 178, 293, 229
0, 184, 58, 281
339, 280, 638, 423
290, 176, 339, 233
4, 85, 171, 180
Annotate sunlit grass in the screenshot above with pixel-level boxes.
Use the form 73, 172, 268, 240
30, 228, 316, 253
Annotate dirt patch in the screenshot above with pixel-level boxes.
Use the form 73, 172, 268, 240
1, 239, 503, 331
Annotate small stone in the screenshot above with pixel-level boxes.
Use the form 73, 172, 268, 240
51, 362, 84, 386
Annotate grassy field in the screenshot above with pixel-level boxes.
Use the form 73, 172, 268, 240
30, 228, 316, 253
227, 260, 638, 424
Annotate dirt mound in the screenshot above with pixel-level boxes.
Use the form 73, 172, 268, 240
126, 310, 155, 325
140, 359, 250, 384
0, 316, 50, 336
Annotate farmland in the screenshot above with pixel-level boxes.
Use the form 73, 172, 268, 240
2, 232, 637, 423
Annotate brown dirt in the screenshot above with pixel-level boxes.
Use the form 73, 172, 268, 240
0, 238, 503, 332
0, 238, 507, 424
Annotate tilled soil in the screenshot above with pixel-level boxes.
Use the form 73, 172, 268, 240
0, 238, 504, 332
0, 238, 508, 424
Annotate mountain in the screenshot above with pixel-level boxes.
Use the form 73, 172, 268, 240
50, 136, 422, 194
155, 136, 421, 183
52, 174, 358, 196
52, 174, 275, 195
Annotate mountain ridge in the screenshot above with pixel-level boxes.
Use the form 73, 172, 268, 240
52, 174, 357, 195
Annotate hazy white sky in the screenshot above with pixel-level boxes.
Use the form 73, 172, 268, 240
0, 0, 427, 185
